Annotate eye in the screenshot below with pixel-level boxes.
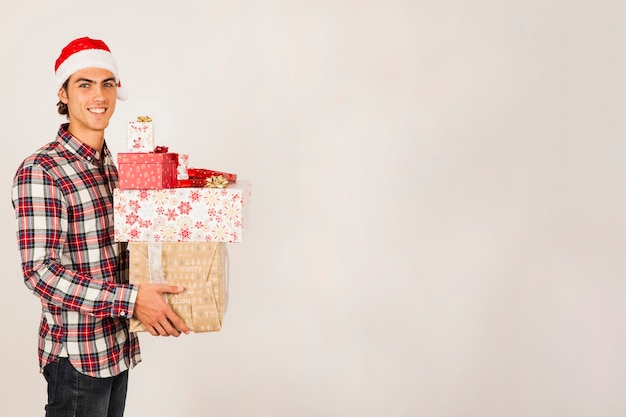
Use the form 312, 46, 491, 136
79, 83, 91, 88
104, 81, 116, 88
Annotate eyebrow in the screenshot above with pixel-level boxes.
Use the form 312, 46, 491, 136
73, 77, 116, 84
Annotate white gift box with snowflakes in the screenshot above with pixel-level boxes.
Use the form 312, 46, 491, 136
113, 182, 251, 243
127, 120, 155, 152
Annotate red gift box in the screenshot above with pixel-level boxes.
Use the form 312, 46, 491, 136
177, 178, 209, 188
187, 168, 237, 183
118, 152, 178, 189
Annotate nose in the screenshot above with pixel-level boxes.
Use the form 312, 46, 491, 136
91, 84, 106, 101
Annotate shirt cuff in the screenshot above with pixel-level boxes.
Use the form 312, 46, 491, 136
112, 283, 139, 319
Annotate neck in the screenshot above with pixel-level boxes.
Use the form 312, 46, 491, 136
66, 124, 105, 153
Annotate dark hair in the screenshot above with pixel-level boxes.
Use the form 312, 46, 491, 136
56, 79, 69, 118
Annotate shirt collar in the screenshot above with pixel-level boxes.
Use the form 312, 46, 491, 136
57, 123, 111, 164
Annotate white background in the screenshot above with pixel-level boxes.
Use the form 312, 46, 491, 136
2, 1, 626, 416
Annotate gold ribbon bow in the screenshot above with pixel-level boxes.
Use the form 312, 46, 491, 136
136, 115, 152, 122
205, 175, 229, 189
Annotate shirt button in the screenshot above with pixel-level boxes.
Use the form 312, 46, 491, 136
120, 311, 127, 317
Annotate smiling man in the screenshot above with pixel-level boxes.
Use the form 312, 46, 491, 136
12, 37, 188, 417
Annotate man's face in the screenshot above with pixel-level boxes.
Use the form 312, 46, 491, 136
58, 67, 117, 139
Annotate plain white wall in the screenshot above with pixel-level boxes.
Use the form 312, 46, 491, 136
2, 1, 626, 416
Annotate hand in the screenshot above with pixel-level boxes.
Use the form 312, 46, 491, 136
133, 284, 190, 336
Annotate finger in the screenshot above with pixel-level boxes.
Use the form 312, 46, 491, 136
160, 319, 181, 337
148, 325, 159, 337
155, 322, 173, 337
167, 312, 190, 335
159, 285, 185, 295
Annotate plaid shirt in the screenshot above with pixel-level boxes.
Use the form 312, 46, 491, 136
12, 124, 141, 378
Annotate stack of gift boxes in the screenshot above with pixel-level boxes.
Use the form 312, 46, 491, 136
113, 116, 251, 333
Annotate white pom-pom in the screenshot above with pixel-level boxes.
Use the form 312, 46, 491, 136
117, 85, 128, 101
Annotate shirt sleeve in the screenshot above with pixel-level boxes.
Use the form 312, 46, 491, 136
12, 163, 138, 319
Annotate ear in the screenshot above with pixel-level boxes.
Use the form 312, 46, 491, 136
58, 87, 68, 104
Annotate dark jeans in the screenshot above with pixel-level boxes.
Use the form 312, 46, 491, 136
42, 358, 129, 417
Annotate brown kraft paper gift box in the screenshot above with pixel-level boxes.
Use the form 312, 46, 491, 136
128, 242, 228, 333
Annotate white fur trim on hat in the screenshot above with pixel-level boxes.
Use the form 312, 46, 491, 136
55, 48, 127, 101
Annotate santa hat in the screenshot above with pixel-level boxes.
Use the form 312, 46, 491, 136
54, 36, 128, 101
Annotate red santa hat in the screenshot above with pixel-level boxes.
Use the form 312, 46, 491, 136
54, 36, 128, 101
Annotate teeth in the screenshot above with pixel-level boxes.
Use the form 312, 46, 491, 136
89, 108, 105, 114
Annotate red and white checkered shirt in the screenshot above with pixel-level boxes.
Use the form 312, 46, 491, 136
12, 124, 141, 378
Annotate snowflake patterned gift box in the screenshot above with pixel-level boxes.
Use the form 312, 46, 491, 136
117, 152, 178, 189
113, 181, 252, 243
127, 119, 155, 152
